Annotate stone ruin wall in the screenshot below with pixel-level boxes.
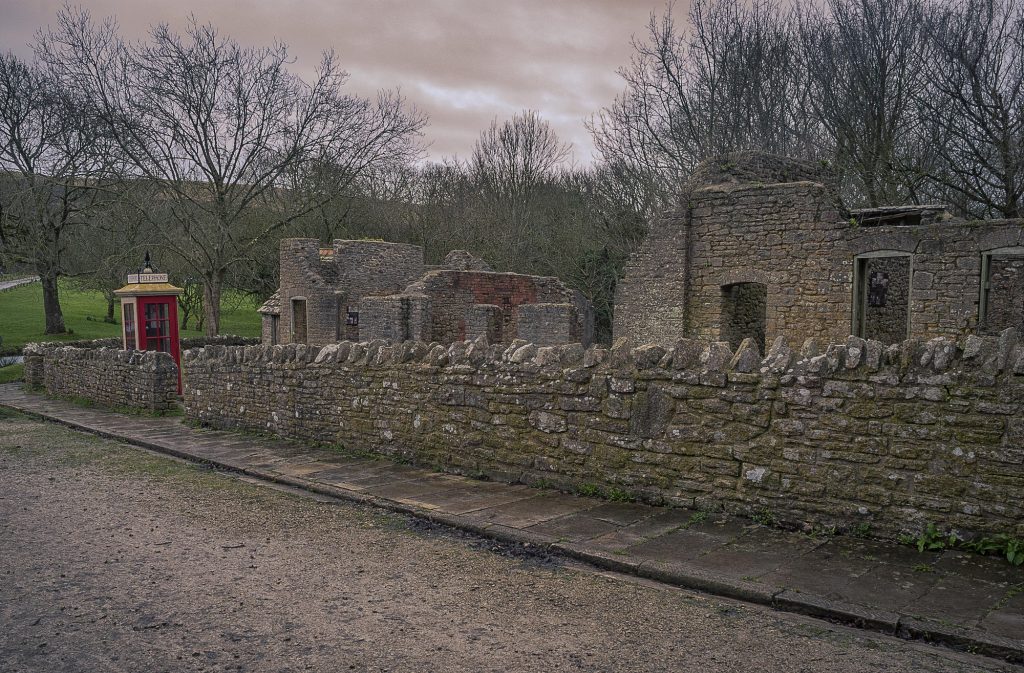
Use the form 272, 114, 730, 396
614, 181, 850, 349
613, 207, 691, 347
272, 238, 591, 347
720, 282, 769, 351
615, 176, 1024, 349
276, 239, 425, 345
360, 270, 590, 347
276, 238, 337, 346
23, 343, 179, 413
182, 330, 1024, 540
685, 182, 850, 347
845, 221, 1024, 338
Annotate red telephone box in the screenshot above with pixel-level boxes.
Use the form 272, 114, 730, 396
114, 253, 184, 393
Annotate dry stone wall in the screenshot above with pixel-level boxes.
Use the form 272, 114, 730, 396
24, 343, 179, 413
182, 331, 1024, 540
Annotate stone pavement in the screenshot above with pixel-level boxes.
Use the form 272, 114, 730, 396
1, 382, 1021, 664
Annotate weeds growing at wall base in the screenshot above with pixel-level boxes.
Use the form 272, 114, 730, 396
901, 522, 1024, 567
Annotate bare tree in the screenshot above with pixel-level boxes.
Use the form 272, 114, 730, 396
0, 50, 115, 334
38, 8, 426, 335
468, 110, 571, 268
919, 0, 1024, 218
588, 0, 806, 210
796, 0, 931, 207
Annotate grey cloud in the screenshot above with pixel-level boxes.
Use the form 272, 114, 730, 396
0, 0, 674, 162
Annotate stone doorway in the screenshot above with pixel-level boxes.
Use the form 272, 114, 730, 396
720, 282, 767, 352
853, 253, 911, 343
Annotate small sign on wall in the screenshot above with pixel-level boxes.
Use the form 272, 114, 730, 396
868, 271, 889, 307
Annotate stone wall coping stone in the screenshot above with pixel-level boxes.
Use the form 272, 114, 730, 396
180, 328, 1024, 383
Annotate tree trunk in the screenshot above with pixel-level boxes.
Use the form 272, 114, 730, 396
202, 271, 225, 337
104, 291, 116, 324
40, 271, 66, 335
178, 297, 190, 331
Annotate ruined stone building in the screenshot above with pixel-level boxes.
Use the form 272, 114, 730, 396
615, 153, 1024, 351
258, 239, 594, 347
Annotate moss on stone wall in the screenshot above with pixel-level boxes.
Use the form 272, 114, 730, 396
182, 330, 1024, 540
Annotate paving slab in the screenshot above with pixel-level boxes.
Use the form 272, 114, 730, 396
464, 492, 597, 528
583, 501, 652, 526
759, 542, 879, 599
363, 476, 464, 502
525, 512, 621, 543
981, 591, 1024, 640
626, 527, 735, 564
408, 487, 536, 516
910, 574, 1014, 625
583, 508, 696, 551
684, 527, 825, 581
830, 561, 944, 613
1, 383, 1021, 665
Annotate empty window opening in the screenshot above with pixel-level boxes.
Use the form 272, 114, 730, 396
853, 254, 911, 344
291, 298, 307, 344
344, 305, 359, 341
980, 248, 1024, 334
720, 282, 767, 352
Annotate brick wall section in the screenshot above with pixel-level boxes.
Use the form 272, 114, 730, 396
182, 330, 1024, 539
404, 270, 585, 345
24, 343, 178, 413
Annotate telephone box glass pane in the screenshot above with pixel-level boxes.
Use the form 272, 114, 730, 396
144, 302, 171, 352
124, 304, 135, 350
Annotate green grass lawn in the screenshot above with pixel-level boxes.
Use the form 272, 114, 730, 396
0, 363, 24, 383
0, 280, 262, 355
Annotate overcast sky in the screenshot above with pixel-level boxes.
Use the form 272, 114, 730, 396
0, 0, 678, 164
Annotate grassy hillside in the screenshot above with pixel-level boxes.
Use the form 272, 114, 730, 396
0, 280, 262, 355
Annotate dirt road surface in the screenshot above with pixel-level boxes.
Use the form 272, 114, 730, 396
1, 410, 1016, 673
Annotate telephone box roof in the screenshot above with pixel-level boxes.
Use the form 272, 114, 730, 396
113, 281, 183, 296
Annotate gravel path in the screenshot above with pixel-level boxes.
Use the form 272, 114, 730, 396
0, 411, 1016, 673
0, 276, 39, 292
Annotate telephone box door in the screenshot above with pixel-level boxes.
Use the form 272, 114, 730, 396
138, 296, 182, 391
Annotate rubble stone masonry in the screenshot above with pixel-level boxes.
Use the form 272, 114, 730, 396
182, 330, 1024, 539
614, 153, 1024, 348
24, 344, 179, 413
21, 336, 256, 413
